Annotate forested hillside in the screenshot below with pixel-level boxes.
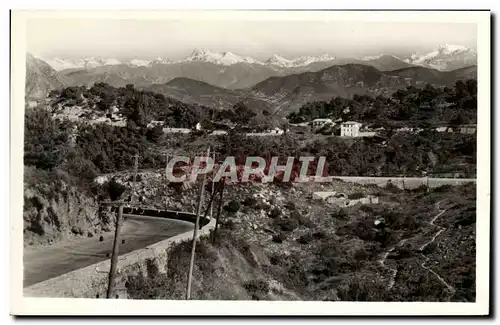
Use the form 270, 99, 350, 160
287, 79, 477, 128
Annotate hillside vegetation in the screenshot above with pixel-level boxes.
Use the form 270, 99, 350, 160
125, 182, 476, 302
288, 79, 477, 128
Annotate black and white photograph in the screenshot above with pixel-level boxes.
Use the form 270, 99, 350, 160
9, 10, 490, 316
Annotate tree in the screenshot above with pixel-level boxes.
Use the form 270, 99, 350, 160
107, 178, 127, 201
146, 125, 163, 142
232, 102, 256, 124
24, 108, 71, 170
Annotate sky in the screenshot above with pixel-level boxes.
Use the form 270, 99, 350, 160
26, 19, 477, 60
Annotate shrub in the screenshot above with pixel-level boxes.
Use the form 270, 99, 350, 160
360, 205, 375, 213
268, 207, 282, 219
284, 201, 296, 210
222, 219, 237, 230
243, 196, 258, 207
390, 246, 414, 260
243, 279, 270, 296
290, 211, 316, 228
331, 208, 348, 220
337, 277, 390, 301
421, 242, 437, 255
107, 178, 127, 201
224, 200, 240, 213
432, 185, 453, 193
269, 254, 284, 265
353, 249, 370, 261
348, 192, 365, 200
274, 218, 299, 232
385, 181, 401, 192
128, 174, 143, 182
296, 233, 314, 245
272, 233, 287, 243
146, 126, 164, 142
312, 231, 326, 239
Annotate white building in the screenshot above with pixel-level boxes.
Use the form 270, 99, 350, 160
246, 127, 284, 137
147, 120, 165, 129
396, 127, 415, 133
312, 118, 334, 129
210, 130, 228, 136
270, 127, 284, 135
340, 121, 362, 137
458, 124, 477, 134
163, 127, 191, 134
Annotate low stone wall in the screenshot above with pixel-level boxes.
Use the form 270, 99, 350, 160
23, 217, 215, 298
121, 207, 211, 229
334, 176, 476, 190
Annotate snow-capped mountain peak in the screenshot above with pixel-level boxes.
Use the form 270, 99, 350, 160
265, 53, 336, 68
362, 54, 384, 61
127, 59, 151, 67
404, 44, 476, 71
150, 57, 169, 65
182, 48, 262, 65
294, 54, 337, 66
96, 58, 122, 66
265, 54, 295, 67
39, 56, 123, 71
361, 54, 405, 61
437, 44, 470, 55
41, 57, 80, 71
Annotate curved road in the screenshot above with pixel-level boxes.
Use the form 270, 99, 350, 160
23, 215, 193, 287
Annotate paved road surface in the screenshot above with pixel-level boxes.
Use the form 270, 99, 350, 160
23, 215, 193, 287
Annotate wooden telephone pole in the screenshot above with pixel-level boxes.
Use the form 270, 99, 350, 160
212, 180, 225, 244
186, 147, 210, 300
132, 154, 139, 203
106, 202, 124, 299
164, 153, 170, 209
210, 151, 217, 220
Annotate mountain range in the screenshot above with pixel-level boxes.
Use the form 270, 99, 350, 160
26, 48, 477, 115
250, 64, 477, 115
142, 64, 476, 115
40, 44, 475, 72
32, 44, 475, 92
404, 44, 477, 71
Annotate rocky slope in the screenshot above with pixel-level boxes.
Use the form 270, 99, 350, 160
25, 53, 66, 100
23, 167, 115, 247
121, 174, 476, 302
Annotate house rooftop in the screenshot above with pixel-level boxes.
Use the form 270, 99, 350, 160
342, 121, 362, 125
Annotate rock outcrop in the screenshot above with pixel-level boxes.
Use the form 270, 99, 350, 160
23, 167, 115, 247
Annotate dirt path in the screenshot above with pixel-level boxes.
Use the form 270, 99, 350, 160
378, 239, 407, 289
378, 200, 454, 292
418, 200, 456, 295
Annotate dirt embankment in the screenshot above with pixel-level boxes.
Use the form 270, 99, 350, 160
23, 167, 115, 247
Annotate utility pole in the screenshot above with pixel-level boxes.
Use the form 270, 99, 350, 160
186, 147, 210, 300
165, 153, 170, 209
212, 180, 225, 244
210, 151, 216, 220
106, 203, 124, 299
132, 154, 139, 203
